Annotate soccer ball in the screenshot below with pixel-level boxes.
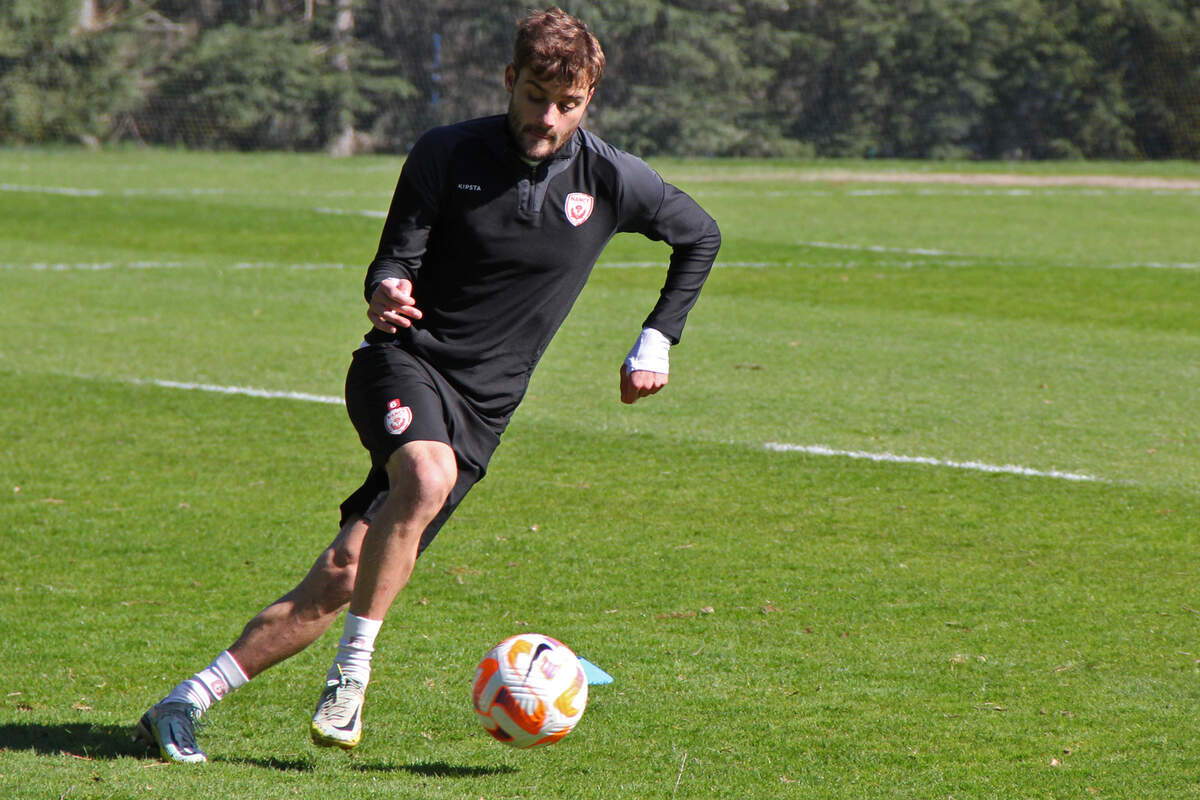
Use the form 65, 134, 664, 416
471, 633, 588, 748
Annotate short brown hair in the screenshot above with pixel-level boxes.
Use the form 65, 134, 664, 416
513, 6, 606, 89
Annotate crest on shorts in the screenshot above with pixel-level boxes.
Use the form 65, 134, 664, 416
385, 398, 413, 436
564, 192, 594, 227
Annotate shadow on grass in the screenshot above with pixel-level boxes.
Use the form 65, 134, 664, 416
351, 760, 517, 777
212, 755, 316, 771
209, 757, 516, 776
0, 722, 145, 759
203, 758, 514, 776
0, 723, 516, 778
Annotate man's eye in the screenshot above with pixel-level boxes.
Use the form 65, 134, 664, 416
559, 102, 578, 113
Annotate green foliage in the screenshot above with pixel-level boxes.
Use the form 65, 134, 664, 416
0, 0, 1197, 157
136, 18, 416, 150
141, 23, 326, 149
583, 2, 790, 156
0, 0, 143, 146
1119, 0, 1200, 157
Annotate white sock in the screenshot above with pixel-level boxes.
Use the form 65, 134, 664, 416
163, 650, 249, 713
327, 613, 382, 685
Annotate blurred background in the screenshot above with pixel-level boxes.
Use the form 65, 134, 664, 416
2, 0, 1197, 159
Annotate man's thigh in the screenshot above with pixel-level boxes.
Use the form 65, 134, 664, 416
345, 344, 454, 459
340, 344, 500, 554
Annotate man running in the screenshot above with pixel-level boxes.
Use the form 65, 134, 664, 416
137, 6, 720, 762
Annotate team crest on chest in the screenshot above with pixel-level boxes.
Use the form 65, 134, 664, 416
384, 398, 413, 436
564, 192, 594, 227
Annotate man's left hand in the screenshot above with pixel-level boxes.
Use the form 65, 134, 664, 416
620, 366, 668, 404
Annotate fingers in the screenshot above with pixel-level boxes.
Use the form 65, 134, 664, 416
368, 277, 423, 333
620, 369, 638, 404
620, 367, 668, 404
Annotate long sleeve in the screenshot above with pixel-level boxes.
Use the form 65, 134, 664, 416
638, 182, 721, 343
363, 130, 447, 302
606, 147, 721, 344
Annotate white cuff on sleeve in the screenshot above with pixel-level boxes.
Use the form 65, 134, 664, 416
624, 328, 671, 374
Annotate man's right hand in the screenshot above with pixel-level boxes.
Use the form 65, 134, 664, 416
368, 278, 423, 333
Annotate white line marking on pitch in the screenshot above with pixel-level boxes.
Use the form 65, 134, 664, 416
0, 184, 392, 200
765, 442, 1104, 482
797, 240, 964, 257
314, 206, 387, 218
135, 378, 344, 405
0, 183, 105, 196
3, 254, 1195, 273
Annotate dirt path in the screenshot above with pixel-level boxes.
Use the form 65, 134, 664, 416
811, 170, 1200, 191
686, 168, 1200, 191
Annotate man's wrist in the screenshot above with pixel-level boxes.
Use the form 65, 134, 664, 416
624, 327, 670, 374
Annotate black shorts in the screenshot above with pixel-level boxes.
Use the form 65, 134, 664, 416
340, 342, 501, 555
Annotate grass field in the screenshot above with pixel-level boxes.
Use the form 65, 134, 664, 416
1, 148, 1198, 799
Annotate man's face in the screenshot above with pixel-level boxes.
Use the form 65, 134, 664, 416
505, 65, 594, 161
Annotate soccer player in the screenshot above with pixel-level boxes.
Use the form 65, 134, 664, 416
136, 6, 720, 762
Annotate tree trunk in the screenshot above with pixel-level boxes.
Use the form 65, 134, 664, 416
76, 0, 100, 32
328, 0, 357, 156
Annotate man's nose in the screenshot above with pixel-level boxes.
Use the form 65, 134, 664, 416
539, 104, 560, 127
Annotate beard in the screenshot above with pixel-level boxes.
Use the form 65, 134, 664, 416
506, 101, 572, 162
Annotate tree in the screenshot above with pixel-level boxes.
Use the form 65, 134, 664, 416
578, 0, 798, 156
327, 0, 358, 155
136, 23, 326, 148
1, 0, 1197, 157
1114, 0, 1200, 158
0, 0, 144, 147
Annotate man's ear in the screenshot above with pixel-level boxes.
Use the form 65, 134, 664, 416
504, 64, 516, 93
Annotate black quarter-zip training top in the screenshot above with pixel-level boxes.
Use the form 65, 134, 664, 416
363, 114, 721, 430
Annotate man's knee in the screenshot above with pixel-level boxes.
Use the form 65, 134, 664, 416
386, 441, 457, 514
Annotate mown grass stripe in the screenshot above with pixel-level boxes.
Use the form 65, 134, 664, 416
101, 375, 1108, 484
